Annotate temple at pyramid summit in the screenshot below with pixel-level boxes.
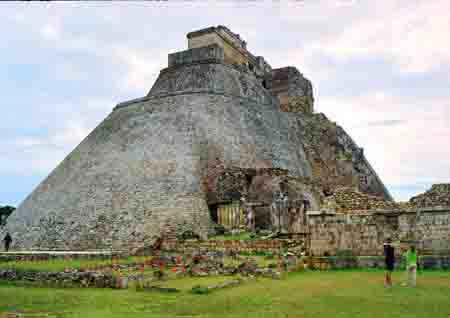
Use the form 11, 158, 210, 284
5, 26, 450, 256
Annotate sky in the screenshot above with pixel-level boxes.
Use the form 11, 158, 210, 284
0, 0, 449, 206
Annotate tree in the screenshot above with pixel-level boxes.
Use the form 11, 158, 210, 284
0, 206, 15, 226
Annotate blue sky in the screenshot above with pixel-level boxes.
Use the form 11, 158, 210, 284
1, 1, 449, 206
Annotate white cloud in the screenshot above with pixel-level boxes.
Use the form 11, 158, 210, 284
23, 12, 169, 94
1, 120, 90, 176
0, 95, 114, 177
40, 23, 60, 41
316, 93, 450, 195
306, 1, 450, 73
113, 47, 164, 92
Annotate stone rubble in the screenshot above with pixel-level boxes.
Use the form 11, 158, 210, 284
321, 184, 450, 213
322, 187, 413, 213
409, 184, 450, 207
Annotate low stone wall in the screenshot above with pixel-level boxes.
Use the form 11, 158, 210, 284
308, 207, 450, 256
307, 255, 450, 270
0, 269, 117, 288
0, 251, 121, 263
161, 239, 288, 254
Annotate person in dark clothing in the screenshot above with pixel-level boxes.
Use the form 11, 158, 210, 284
302, 199, 310, 212
384, 238, 395, 287
3, 233, 12, 252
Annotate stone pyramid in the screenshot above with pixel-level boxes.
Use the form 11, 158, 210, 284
6, 26, 392, 251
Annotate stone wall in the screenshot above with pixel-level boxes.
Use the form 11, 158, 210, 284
168, 45, 225, 67
308, 255, 450, 270
398, 208, 450, 254
410, 184, 450, 207
161, 239, 299, 254
187, 26, 251, 68
0, 269, 117, 288
188, 26, 247, 51
0, 252, 120, 263
147, 61, 274, 104
271, 67, 314, 114
308, 208, 450, 256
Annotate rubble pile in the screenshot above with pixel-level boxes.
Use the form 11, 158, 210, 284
323, 187, 410, 213
410, 184, 450, 207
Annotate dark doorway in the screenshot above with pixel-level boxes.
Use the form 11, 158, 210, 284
208, 204, 219, 223
262, 79, 268, 89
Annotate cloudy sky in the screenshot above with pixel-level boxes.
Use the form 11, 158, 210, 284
1, 1, 449, 206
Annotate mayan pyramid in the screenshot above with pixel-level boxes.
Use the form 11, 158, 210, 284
6, 26, 392, 251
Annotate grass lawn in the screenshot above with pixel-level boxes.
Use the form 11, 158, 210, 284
156, 275, 237, 291
0, 256, 151, 273
0, 270, 448, 317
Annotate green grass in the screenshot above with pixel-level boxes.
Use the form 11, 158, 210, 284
155, 276, 236, 291
210, 232, 254, 241
0, 271, 448, 317
223, 255, 277, 268
0, 256, 151, 273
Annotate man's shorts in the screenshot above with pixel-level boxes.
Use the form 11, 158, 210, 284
386, 262, 394, 271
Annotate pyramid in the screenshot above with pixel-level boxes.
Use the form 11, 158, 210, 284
6, 26, 392, 251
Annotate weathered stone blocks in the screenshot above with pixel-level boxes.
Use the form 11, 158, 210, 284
308, 208, 450, 256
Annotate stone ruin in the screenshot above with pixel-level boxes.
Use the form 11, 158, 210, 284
4, 26, 449, 255
410, 184, 450, 208
321, 184, 450, 213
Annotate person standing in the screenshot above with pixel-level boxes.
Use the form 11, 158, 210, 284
3, 233, 12, 252
404, 245, 418, 287
384, 238, 395, 287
